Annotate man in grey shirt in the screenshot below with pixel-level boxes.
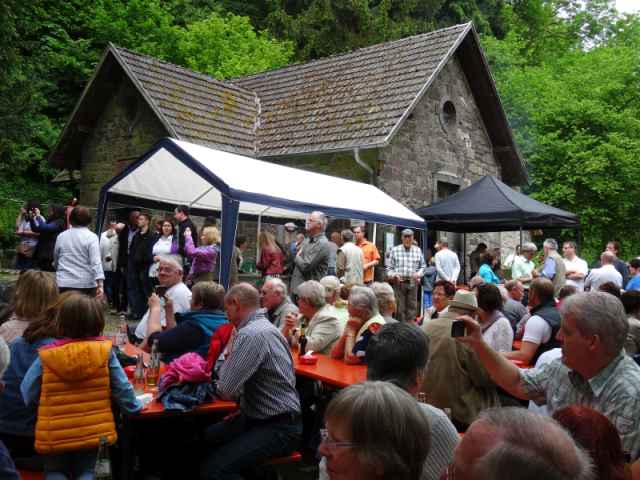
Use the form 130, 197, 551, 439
503, 280, 528, 332
260, 277, 299, 329
290, 211, 331, 296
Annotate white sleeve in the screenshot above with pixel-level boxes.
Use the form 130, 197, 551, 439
522, 315, 552, 345
578, 259, 589, 275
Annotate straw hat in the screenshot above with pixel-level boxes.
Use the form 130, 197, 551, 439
447, 289, 478, 313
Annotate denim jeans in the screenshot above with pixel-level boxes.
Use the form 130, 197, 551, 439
200, 413, 302, 480
44, 449, 97, 480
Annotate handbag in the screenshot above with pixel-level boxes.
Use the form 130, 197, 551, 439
16, 241, 35, 258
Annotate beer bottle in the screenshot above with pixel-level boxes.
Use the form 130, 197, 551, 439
298, 322, 308, 357
117, 314, 127, 348
146, 339, 160, 387
133, 354, 145, 395
94, 436, 112, 480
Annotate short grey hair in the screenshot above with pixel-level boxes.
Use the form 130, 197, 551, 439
522, 242, 538, 253
349, 286, 378, 320
543, 238, 558, 250
320, 276, 341, 303
600, 251, 615, 264
341, 229, 354, 242
265, 277, 287, 297
158, 254, 184, 273
296, 280, 326, 309
473, 408, 594, 480
560, 292, 629, 356
309, 211, 327, 231
326, 381, 431, 480
225, 282, 260, 308
370, 282, 396, 315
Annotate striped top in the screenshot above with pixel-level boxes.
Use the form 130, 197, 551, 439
218, 308, 300, 419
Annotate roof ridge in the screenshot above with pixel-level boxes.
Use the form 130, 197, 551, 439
111, 44, 257, 98
230, 23, 471, 83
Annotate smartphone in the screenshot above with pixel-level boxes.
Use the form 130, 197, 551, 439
154, 285, 168, 297
451, 320, 466, 338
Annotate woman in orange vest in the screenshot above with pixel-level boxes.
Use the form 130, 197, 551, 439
21, 293, 142, 479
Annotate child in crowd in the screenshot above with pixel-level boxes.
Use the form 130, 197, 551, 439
21, 293, 142, 479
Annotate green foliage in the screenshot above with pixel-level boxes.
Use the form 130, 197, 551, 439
483, 5, 640, 261
0, 0, 292, 249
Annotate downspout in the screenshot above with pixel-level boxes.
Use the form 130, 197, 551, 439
353, 148, 375, 185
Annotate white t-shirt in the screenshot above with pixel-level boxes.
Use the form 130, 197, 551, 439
528, 347, 562, 416
434, 249, 460, 282
134, 282, 192, 339
563, 256, 589, 291
522, 315, 552, 345
585, 264, 623, 291
482, 315, 514, 352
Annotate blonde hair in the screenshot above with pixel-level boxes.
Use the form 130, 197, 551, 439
14, 271, 58, 320
201, 226, 220, 246
259, 231, 278, 251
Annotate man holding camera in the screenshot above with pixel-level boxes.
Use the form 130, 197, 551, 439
422, 289, 499, 430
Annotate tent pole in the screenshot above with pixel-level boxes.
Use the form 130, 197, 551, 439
256, 206, 271, 264
519, 226, 523, 249
463, 233, 467, 284
189, 186, 215, 207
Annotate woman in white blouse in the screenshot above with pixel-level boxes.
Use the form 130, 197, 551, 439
476, 283, 514, 352
149, 219, 176, 281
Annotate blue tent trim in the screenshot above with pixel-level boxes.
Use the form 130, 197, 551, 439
96, 137, 427, 288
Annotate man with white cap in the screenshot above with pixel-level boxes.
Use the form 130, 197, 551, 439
386, 229, 426, 322
422, 289, 499, 429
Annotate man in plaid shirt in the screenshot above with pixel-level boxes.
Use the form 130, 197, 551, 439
386, 229, 426, 322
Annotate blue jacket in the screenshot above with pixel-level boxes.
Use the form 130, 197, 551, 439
0, 337, 55, 436
153, 310, 228, 363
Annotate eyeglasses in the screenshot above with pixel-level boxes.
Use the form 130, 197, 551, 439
320, 429, 358, 451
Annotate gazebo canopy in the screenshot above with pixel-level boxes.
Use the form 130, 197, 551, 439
96, 138, 425, 287
416, 176, 579, 233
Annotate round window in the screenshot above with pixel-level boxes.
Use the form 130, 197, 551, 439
441, 100, 457, 129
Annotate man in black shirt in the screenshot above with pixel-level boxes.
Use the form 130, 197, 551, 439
174, 205, 199, 275
129, 212, 157, 319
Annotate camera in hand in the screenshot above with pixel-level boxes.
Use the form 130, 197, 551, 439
451, 320, 466, 338
154, 285, 168, 297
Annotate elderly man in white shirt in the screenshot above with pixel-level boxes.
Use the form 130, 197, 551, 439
434, 241, 460, 283
134, 255, 192, 340
585, 251, 623, 291
562, 241, 589, 292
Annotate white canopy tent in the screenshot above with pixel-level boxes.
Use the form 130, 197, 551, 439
96, 138, 426, 287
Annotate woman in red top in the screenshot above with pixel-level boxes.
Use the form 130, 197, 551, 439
256, 231, 285, 278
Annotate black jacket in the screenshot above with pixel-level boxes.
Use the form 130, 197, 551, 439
130, 229, 157, 269
530, 300, 561, 363
29, 217, 65, 271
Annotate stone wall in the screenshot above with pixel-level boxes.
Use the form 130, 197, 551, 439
80, 77, 168, 207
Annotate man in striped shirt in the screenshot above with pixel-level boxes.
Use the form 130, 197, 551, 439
386, 229, 426, 322
201, 283, 302, 479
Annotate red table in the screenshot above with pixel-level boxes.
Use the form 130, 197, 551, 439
292, 352, 367, 388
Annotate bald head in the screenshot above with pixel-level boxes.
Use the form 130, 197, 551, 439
224, 283, 261, 325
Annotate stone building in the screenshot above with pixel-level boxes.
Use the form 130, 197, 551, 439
49, 22, 527, 272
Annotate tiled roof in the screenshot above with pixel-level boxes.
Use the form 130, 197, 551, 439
113, 46, 258, 156
111, 23, 470, 158
233, 23, 469, 156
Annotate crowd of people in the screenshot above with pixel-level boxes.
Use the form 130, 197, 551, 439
3, 202, 640, 479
